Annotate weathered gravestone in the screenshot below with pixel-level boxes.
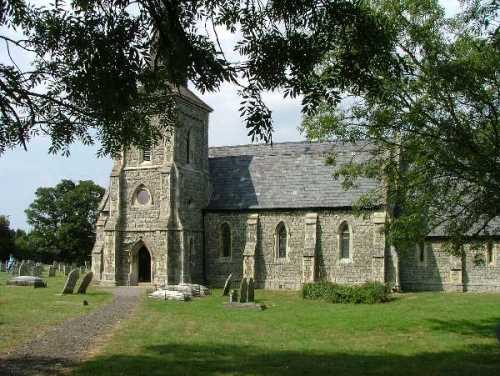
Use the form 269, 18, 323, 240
222, 273, 232, 296
76, 272, 93, 294
61, 269, 80, 294
18, 261, 29, 276
239, 278, 248, 303
229, 289, 238, 304
32, 264, 43, 277
247, 278, 255, 302
48, 266, 56, 277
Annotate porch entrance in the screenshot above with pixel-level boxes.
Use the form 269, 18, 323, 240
138, 246, 151, 283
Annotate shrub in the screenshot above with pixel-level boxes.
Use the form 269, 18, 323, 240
302, 281, 390, 304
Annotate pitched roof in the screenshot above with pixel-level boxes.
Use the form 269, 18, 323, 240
207, 141, 381, 210
172, 85, 213, 112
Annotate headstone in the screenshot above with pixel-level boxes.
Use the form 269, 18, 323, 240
18, 260, 29, 276
76, 272, 93, 294
247, 278, 255, 302
32, 264, 43, 277
0, 262, 5, 272
48, 266, 56, 277
84, 261, 90, 270
61, 269, 79, 294
7, 276, 47, 288
239, 278, 248, 303
79, 266, 85, 273
222, 273, 232, 296
229, 289, 238, 304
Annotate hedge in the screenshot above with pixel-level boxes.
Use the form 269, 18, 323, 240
302, 281, 390, 304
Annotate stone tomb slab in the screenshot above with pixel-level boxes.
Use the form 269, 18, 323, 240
223, 302, 266, 311
7, 276, 47, 288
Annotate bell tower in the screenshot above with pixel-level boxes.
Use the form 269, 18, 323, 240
92, 86, 212, 286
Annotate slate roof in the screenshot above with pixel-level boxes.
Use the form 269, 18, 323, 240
207, 141, 381, 210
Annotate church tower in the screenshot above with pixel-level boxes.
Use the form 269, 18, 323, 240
91, 87, 212, 286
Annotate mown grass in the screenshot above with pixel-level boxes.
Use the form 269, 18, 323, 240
0, 270, 112, 352
73, 289, 500, 376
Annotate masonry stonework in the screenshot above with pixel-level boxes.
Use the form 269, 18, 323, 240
91, 86, 500, 292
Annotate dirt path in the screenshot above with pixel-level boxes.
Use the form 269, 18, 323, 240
0, 287, 143, 376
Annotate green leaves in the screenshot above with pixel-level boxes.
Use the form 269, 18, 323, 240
25, 179, 105, 263
303, 0, 500, 251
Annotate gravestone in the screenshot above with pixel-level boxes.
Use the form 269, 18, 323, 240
18, 261, 29, 276
48, 266, 56, 277
239, 278, 248, 303
229, 289, 239, 304
76, 272, 94, 294
33, 264, 43, 277
61, 269, 79, 294
247, 278, 255, 302
0, 262, 5, 272
222, 273, 232, 296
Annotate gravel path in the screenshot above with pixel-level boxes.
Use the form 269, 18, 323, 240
0, 287, 143, 376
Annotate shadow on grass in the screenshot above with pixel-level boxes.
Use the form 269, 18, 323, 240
67, 342, 500, 376
427, 317, 500, 338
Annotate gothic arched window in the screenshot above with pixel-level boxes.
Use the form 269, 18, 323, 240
276, 222, 287, 258
339, 222, 350, 259
221, 223, 231, 258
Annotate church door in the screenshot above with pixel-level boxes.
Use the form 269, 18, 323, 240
138, 246, 151, 283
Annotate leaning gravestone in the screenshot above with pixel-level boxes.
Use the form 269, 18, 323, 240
61, 269, 79, 294
222, 273, 232, 296
48, 266, 56, 277
76, 272, 93, 294
247, 278, 255, 303
239, 278, 248, 303
18, 261, 29, 276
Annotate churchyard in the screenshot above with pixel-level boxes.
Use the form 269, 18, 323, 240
1, 268, 500, 375
0, 269, 111, 352
71, 289, 500, 376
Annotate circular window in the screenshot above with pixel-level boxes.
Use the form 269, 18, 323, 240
136, 188, 150, 205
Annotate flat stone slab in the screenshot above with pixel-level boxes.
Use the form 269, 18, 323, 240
6, 276, 47, 288
223, 302, 266, 310
149, 289, 191, 301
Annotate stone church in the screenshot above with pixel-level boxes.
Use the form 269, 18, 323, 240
91, 87, 500, 292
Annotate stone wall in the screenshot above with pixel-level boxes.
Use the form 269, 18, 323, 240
204, 209, 387, 289
399, 240, 500, 292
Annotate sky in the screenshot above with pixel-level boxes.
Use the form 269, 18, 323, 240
0, 0, 460, 230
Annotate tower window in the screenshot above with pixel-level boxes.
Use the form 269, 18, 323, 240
186, 130, 191, 164
142, 148, 151, 162
135, 186, 151, 205
276, 222, 287, 258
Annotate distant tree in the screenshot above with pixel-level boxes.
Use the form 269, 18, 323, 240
0, 0, 392, 156
25, 179, 105, 263
0, 215, 15, 261
302, 0, 500, 252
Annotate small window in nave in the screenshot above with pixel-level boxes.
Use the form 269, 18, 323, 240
339, 222, 350, 259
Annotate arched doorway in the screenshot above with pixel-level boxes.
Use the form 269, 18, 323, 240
138, 246, 151, 283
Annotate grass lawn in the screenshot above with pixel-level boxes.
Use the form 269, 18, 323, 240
73, 289, 500, 376
0, 270, 112, 352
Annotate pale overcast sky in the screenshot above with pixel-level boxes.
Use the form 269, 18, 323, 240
0, 0, 461, 230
